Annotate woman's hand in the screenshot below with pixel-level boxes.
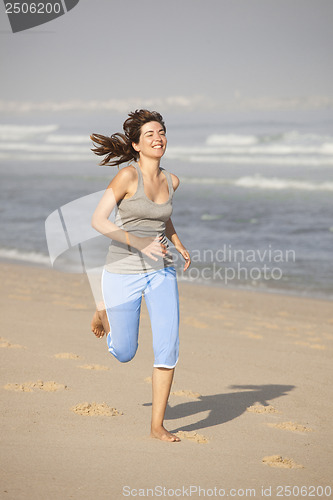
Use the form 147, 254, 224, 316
175, 243, 191, 271
134, 235, 168, 262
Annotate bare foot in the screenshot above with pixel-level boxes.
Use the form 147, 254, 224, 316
150, 426, 181, 442
91, 310, 107, 338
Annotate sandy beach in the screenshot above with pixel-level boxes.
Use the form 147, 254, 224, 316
1, 260, 332, 499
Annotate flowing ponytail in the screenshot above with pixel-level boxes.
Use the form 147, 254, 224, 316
90, 109, 166, 168
89, 132, 135, 167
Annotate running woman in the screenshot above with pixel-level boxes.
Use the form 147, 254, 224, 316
90, 109, 191, 442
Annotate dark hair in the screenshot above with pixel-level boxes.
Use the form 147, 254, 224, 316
90, 109, 166, 167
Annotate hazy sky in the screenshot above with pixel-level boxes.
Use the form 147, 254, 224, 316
1, 0, 333, 112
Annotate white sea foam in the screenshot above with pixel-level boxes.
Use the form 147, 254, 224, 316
1, 152, 332, 166
180, 175, 333, 191
184, 155, 333, 166
46, 134, 90, 143
0, 248, 51, 266
1, 95, 333, 113
166, 129, 333, 165
1, 124, 333, 165
233, 175, 333, 191
167, 143, 333, 157
206, 134, 258, 146
0, 142, 89, 153
0, 96, 205, 113
0, 153, 91, 162
0, 124, 59, 141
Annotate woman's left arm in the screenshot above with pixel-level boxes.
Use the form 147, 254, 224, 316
165, 173, 191, 271
165, 218, 191, 272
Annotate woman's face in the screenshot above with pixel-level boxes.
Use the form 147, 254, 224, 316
133, 121, 167, 160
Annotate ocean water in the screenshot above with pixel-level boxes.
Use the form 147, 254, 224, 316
0, 110, 332, 299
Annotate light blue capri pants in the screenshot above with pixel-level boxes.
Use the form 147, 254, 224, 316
101, 266, 179, 368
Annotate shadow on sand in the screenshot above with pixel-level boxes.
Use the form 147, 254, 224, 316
160, 384, 295, 433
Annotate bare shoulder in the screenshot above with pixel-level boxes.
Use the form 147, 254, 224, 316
106, 164, 137, 188
110, 164, 136, 182
170, 172, 180, 191
106, 164, 138, 199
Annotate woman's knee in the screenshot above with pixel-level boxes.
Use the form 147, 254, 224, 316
115, 347, 138, 363
107, 339, 138, 363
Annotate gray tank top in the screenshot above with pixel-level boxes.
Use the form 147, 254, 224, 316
104, 162, 175, 274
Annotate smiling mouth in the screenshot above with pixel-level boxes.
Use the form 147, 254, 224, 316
152, 145, 163, 149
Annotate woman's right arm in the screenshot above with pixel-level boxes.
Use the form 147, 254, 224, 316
91, 167, 166, 261
91, 166, 134, 247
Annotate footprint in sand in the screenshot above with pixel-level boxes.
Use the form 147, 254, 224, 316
247, 404, 279, 414
54, 352, 81, 360
182, 317, 208, 329
239, 331, 263, 340
175, 431, 209, 443
255, 322, 279, 330
4, 380, 67, 392
71, 402, 123, 416
309, 344, 326, 350
171, 390, 201, 399
68, 304, 87, 310
210, 314, 226, 320
78, 364, 110, 371
8, 294, 32, 301
266, 422, 313, 433
286, 326, 299, 332
292, 341, 326, 350
262, 455, 303, 469
0, 337, 25, 349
